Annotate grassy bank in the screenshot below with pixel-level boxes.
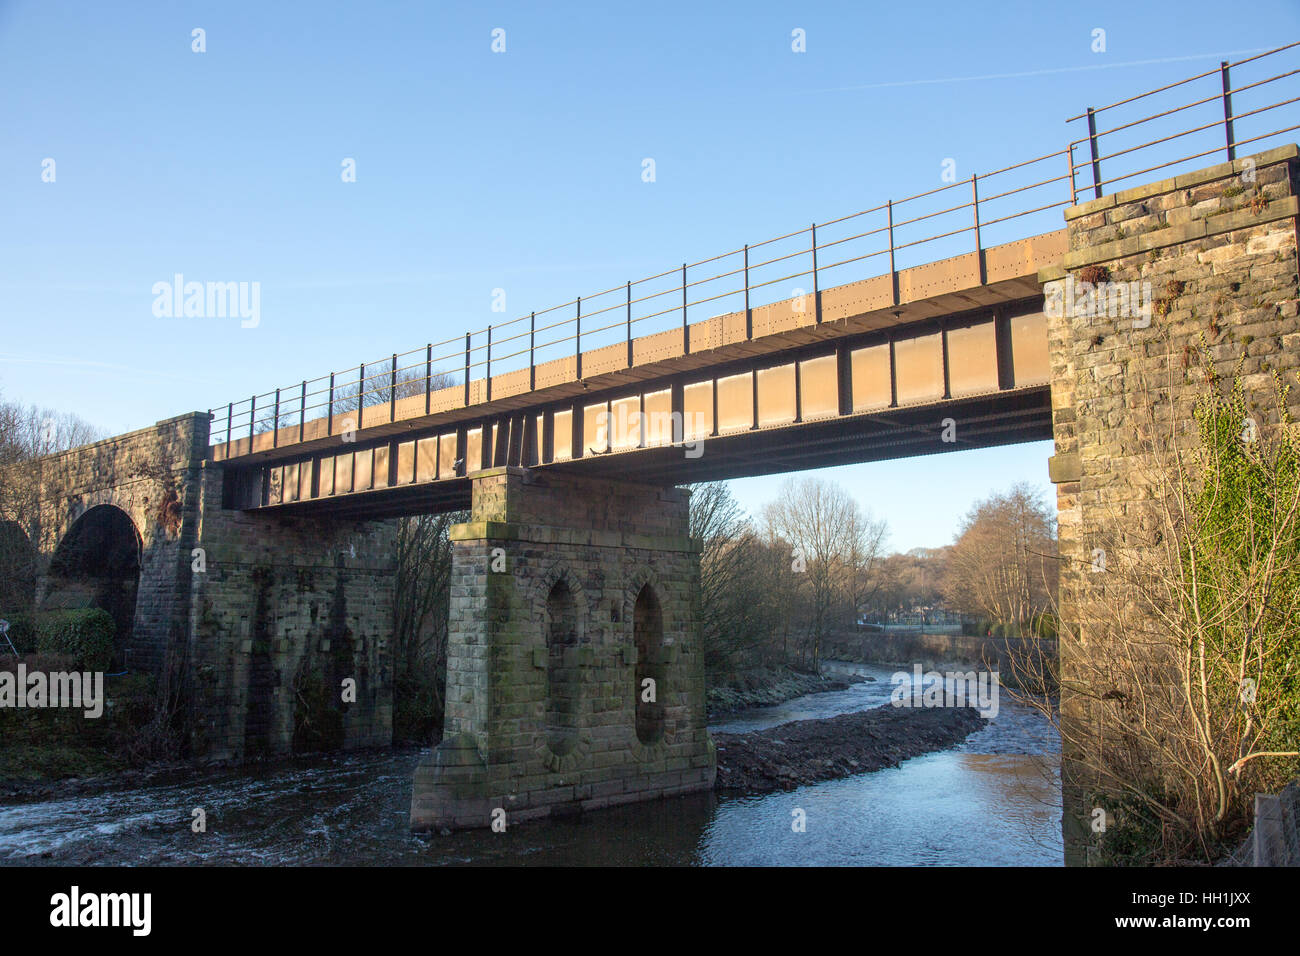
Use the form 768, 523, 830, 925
0, 658, 173, 782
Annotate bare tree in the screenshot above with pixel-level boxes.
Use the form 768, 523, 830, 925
944, 482, 1058, 635
0, 395, 103, 463
763, 476, 889, 672
863, 547, 951, 623
690, 482, 788, 675
0, 388, 106, 615
391, 509, 466, 744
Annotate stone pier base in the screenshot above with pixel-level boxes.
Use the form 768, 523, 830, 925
411, 467, 716, 830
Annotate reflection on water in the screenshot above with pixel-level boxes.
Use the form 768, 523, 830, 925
701, 753, 1059, 866
0, 662, 1061, 866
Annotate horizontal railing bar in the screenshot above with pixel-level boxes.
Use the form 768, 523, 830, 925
1089, 123, 1300, 192
814, 222, 893, 253
978, 171, 1075, 205
890, 199, 976, 231
1067, 40, 1300, 122
1082, 94, 1300, 168
1081, 70, 1300, 145
891, 222, 976, 253
888, 178, 968, 208
689, 263, 748, 288
635, 262, 696, 285
1226, 123, 1300, 154
744, 223, 814, 252
1067, 57, 1259, 123
745, 266, 816, 295
977, 147, 1072, 179
682, 283, 757, 313
532, 313, 579, 337
979, 199, 1073, 229
816, 246, 891, 274
745, 244, 814, 273
1226, 39, 1300, 71
1083, 91, 1226, 143
1221, 66, 1300, 101
582, 315, 636, 340
816, 202, 890, 230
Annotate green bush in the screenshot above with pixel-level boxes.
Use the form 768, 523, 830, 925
34, 609, 116, 671
1031, 612, 1059, 639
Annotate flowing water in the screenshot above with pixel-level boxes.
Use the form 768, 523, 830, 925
0, 662, 1061, 866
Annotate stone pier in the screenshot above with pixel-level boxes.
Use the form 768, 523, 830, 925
186, 455, 396, 760
410, 467, 716, 830
1044, 144, 1300, 862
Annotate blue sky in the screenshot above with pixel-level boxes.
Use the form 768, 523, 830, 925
2, 1, 1297, 551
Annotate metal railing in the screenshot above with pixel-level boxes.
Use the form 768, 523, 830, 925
208, 41, 1300, 451
1069, 40, 1300, 200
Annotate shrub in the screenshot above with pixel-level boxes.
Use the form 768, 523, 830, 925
35, 609, 116, 671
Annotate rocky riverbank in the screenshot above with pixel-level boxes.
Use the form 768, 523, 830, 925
713, 703, 986, 793
706, 667, 866, 717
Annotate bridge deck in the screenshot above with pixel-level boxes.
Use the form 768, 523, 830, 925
218, 230, 1064, 517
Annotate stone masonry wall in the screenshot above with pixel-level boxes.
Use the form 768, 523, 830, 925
187, 459, 396, 761
411, 466, 716, 830
1043, 144, 1300, 862
2, 411, 397, 762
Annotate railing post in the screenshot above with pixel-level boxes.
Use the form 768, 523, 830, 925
575, 297, 582, 380
529, 313, 536, 390
299, 380, 306, 443
626, 283, 633, 367
425, 344, 432, 415
811, 223, 820, 324
225, 402, 233, 447
1066, 143, 1078, 206
887, 200, 898, 307
272, 388, 280, 448
972, 174, 985, 285
327, 373, 335, 436
1086, 107, 1102, 199
486, 326, 492, 402
358, 363, 366, 422
1220, 60, 1236, 161
249, 394, 255, 445
681, 264, 688, 354
390, 353, 397, 422
743, 244, 751, 340
463, 334, 470, 407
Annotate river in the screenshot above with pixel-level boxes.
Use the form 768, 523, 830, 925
0, 662, 1061, 865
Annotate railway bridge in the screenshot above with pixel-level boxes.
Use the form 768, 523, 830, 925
4, 46, 1299, 858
